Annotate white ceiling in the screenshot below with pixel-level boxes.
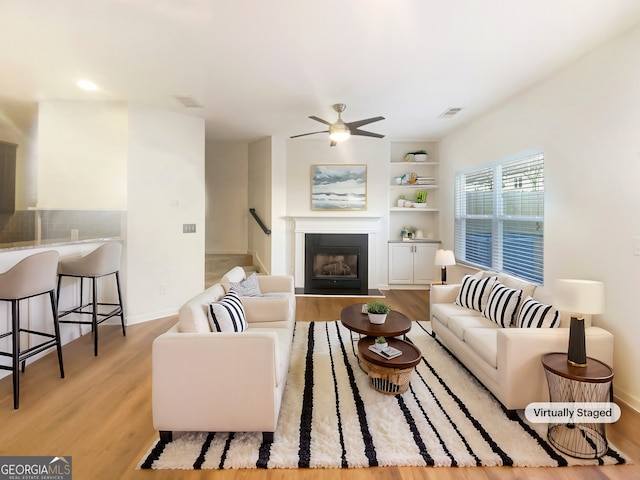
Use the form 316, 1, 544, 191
2, 0, 640, 143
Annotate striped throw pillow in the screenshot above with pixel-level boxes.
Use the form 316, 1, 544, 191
208, 290, 247, 332
517, 296, 559, 328
455, 275, 497, 312
482, 282, 523, 327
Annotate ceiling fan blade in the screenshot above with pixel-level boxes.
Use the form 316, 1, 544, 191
351, 129, 385, 139
309, 116, 332, 126
290, 130, 329, 139
346, 116, 385, 130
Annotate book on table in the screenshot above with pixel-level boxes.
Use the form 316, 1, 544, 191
368, 345, 402, 359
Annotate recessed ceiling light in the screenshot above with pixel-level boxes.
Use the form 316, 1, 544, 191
77, 79, 99, 91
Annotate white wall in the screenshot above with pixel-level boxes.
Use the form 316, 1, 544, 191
285, 138, 390, 287
205, 141, 248, 254
37, 101, 128, 210
439, 25, 640, 410
126, 106, 205, 323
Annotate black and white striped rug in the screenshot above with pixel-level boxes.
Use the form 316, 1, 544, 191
139, 321, 628, 469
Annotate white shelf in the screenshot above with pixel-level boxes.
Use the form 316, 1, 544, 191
390, 184, 438, 189
390, 207, 439, 212
390, 161, 439, 166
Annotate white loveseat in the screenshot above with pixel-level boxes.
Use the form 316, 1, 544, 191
152, 267, 296, 443
430, 270, 614, 414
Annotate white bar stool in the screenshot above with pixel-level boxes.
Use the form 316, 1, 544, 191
0, 250, 65, 409
56, 242, 126, 356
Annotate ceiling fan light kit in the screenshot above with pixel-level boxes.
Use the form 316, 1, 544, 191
291, 103, 385, 146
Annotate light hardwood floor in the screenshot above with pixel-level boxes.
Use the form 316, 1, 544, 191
0, 289, 638, 480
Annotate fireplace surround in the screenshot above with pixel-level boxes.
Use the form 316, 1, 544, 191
292, 216, 381, 294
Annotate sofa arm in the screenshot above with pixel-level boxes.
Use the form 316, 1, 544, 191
430, 284, 461, 305
497, 327, 614, 409
152, 324, 282, 433
257, 275, 294, 294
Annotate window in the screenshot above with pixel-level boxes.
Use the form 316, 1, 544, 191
454, 151, 544, 284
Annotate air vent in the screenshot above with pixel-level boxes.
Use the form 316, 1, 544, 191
439, 107, 463, 118
173, 95, 204, 108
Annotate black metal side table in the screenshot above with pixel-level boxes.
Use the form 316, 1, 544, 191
541, 352, 614, 459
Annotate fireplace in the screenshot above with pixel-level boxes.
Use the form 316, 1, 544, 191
305, 233, 368, 294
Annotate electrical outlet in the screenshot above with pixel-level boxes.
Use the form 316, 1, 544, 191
159, 283, 168, 295
183, 223, 196, 234
634, 237, 640, 256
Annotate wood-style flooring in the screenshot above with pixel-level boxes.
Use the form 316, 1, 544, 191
0, 289, 638, 480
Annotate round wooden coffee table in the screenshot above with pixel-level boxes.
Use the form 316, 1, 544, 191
357, 337, 421, 394
339, 303, 412, 337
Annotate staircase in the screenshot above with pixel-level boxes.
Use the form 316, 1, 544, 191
205, 253, 259, 287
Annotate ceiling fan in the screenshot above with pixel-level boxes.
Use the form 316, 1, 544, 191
290, 103, 385, 146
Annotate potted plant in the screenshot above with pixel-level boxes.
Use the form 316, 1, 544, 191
413, 150, 428, 162
374, 336, 388, 351
415, 190, 427, 208
367, 300, 391, 324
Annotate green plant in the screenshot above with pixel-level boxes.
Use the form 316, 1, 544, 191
412, 149, 427, 155
375, 336, 387, 344
416, 190, 427, 203
367, 301, 391, 314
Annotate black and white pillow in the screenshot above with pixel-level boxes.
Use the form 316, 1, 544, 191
517, 296, 559, 328
230, 273, 262, 297
455, 275, 497, 312
208, 290, 247, 332
482, 282, 523, 327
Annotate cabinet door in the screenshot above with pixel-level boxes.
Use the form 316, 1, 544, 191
388, 243, 414, 284
413, 243, 438, 284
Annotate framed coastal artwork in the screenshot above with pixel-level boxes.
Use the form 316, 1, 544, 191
310, 164, 367, 210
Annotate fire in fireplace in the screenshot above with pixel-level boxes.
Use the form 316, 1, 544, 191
305, 233, 368, 294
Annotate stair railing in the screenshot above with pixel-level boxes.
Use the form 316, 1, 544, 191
249, 208, 271, 235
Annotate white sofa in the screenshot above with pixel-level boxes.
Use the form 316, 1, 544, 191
430, 270, 614, 415
152, 267, 296, 443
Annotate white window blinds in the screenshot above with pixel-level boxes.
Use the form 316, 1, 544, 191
454, 151, 544, 284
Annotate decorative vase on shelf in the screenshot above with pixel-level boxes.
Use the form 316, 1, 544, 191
414, 153, 428, 162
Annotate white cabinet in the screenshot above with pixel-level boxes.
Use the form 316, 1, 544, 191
388, 242, 440, 285
389, 141, 439, 242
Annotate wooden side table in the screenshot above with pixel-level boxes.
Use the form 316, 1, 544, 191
541, 352, 614, 459
357, 337, 421, 394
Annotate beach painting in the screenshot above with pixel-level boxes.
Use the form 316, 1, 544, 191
311, 164, 367, 210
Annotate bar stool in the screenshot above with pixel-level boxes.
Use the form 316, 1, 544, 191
56, 242, 125, 356
0, 250, 65, 409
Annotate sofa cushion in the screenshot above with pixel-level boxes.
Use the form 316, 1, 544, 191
447, 315, 499, 341
208, 290, 248, 332
517, 295, 559, 328
220, 266, 247, 290
464, 328, 498, 368
178, 284, 226, 333
455, 275, 497, 312
482, 282, 523, 328
230, 273, 262, 297
432, 303, 484, 328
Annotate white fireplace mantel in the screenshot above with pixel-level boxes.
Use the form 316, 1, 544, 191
290, 216, 383, 290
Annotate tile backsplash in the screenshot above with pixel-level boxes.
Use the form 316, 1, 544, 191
0, 210, 123, 245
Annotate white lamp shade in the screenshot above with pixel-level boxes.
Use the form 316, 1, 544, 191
435, 249, 456, 267
554, 279, 605, 315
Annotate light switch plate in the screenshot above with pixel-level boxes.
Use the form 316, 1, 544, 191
634, 237, 640, 256
183, 223, 196, 233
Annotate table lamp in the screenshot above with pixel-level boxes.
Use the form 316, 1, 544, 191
434, 250, 456, 284
554, 279, 605, 367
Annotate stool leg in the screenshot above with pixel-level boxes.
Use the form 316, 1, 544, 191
115, 271, 126, 337
92, 277, 98, 356
49, 290, 65, 379
11, 300, 20, 409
